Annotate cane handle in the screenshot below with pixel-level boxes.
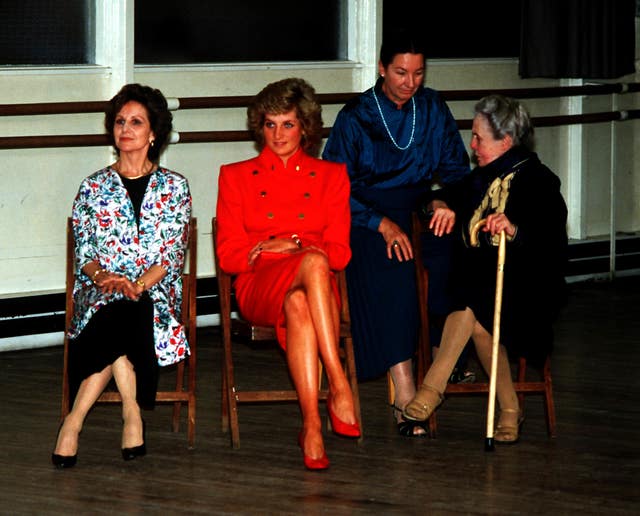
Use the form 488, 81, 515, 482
469, 218, 487, 247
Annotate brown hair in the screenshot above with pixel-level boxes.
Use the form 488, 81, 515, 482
104, 83, 173, 162
247, 78, 323, 154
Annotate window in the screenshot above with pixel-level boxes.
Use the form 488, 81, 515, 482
383, 0, 521, 59
135, 0, 347, 64
0, 0, 93, 65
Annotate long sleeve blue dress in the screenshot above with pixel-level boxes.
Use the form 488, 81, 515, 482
323, 78, 469, 380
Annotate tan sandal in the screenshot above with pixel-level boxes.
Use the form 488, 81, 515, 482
402, 384, 444, 422
494, 408, 524, 444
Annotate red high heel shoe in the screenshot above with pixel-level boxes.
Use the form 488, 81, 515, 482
298, 431, 330, 471
327, 394, 361, 438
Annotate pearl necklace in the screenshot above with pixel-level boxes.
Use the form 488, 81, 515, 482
372, 89, 416, 151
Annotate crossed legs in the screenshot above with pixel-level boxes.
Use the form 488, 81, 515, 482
54, 355, 144, 458
285, 251, 357, 461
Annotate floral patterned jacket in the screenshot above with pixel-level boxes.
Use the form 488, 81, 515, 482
69, 166, 192, 367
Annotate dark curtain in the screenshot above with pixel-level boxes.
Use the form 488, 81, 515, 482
519, 0, 636, 79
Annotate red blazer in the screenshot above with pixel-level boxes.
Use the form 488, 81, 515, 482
216, 146, 351, 274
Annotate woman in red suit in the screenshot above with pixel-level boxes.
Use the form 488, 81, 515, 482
215, 78, 360, 470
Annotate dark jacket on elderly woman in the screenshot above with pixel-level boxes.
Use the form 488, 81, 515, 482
442, 146, 568, 364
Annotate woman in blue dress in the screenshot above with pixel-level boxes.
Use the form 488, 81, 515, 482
322, 30, 469, 436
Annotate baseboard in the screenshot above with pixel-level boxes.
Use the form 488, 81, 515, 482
0, 277, 222, 340
1, 234, 639, 346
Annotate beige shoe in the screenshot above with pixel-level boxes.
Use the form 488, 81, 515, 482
402, 384, 444, 422
494, 408, 524, 444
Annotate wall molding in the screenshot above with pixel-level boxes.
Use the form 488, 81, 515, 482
2, 236, 638, 351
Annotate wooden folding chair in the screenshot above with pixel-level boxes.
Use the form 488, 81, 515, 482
60, 217, 198, 448
212, 217, 362, 449
412, 212, 557, 438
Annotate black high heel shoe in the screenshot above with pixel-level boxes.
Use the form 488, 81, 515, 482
51, 422, 78, 469
391, 404, 427, 438
122, 419, 146, 461
51, 451, 77, 469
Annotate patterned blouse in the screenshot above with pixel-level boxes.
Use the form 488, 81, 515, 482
69, 166, 192, 367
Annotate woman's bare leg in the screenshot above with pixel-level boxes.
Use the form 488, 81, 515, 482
389, 359, 416, 412
284, 288, 324, 460
290, 251, 356, 425
112, 355, 144, 448
54, 365, 113, 456
390, 359, 427, 435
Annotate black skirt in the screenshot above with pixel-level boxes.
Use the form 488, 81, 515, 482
68, 293, 158, 410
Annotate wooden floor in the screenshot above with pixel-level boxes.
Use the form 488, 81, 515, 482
2, 277, 639, 515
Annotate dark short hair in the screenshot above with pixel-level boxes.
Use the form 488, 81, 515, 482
104, 83, 173, 162
247, 77, 323, 154
380, 28, 427, 68
474, 94, 535, 150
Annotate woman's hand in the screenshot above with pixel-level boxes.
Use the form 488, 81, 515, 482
483, 213, 517, 238
427, 200, 456, 236
98, 273, 140, 300
378, 217, 413, 261
87, 262, 164, 300
248, 237, 303, 266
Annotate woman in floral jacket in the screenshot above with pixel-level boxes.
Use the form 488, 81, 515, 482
52, 84, 192, 468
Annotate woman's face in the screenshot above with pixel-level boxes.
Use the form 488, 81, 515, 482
378, 53, 425, 107
262, 110, 303, 165
113, 100, 155, 155
470, 114, 513, 167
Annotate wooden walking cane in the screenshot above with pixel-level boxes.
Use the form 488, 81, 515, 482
470, 218, 506, 452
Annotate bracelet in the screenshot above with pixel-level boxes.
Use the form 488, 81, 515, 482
92, 268, 106, 282
291, 234, 302, 248
135, 279, 146, 291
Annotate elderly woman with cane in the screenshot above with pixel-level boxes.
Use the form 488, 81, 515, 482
403, 94, 568, 444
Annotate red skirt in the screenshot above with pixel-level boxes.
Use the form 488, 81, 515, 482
233, 250, 340, 349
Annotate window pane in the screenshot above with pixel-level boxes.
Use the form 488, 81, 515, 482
0, 0, 92, 65
135, 0, 346, 64
383, 0, 521, 59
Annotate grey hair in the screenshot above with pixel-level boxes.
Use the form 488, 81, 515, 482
473, 95, 534, 150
